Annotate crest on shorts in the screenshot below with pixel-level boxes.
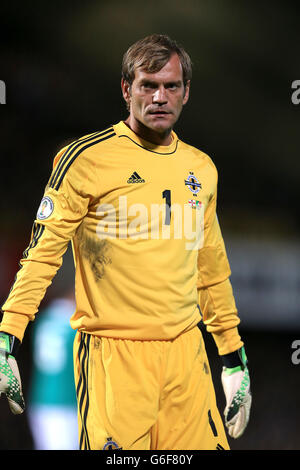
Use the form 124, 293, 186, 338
102, 437, 122, 450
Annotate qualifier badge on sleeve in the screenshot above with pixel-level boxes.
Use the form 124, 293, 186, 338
37, 196, 54, 220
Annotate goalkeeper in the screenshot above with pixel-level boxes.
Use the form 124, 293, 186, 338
0, 34, 251, 450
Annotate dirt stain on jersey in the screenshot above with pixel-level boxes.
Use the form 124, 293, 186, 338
77, 226, 112, 281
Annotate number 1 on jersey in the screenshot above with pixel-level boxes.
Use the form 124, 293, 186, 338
162, 189, 171, 225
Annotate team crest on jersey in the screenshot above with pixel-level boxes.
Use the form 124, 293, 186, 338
184, 172, 201, 196
102, 437, 122, 450
37, 196, 54, 220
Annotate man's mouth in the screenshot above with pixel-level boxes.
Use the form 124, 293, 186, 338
149, 110, 170, 116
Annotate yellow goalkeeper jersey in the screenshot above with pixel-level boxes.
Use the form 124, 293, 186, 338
0, 121, 242, 355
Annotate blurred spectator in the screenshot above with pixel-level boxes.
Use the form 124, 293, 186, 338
27, 290, 78, 450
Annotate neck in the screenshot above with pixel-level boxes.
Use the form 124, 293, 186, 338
124, 117, 173, 146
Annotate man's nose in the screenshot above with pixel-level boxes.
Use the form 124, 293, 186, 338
152, 86, 167, 104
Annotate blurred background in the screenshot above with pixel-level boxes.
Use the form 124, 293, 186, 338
1, 0, 300, 450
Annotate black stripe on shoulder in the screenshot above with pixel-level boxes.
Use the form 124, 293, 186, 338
54, 130, 115, 191
49, 129, 105, 189
49, 127, 115, 190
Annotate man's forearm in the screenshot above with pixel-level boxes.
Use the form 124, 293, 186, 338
198, 277, 243, 355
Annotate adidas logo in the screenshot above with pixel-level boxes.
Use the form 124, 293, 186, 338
127, 171, 145, 184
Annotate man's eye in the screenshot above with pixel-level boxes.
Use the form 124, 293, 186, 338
142, 83, 155, 89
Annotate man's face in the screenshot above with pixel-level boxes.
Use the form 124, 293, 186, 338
122, 53, 190, 140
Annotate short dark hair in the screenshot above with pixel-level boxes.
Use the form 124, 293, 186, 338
122, 34, 192, 87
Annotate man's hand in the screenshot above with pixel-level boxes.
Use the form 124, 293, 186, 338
221, 346, 251, 439
0, 332, 25, 414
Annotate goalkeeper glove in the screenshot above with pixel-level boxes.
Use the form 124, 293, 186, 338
0, 332, 25, 414
221, 346, 251, 439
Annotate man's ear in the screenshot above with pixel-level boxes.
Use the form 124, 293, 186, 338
183, 80, 190, 105
121, 78, 131, 108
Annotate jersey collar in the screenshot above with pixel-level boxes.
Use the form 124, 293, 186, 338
113, 121, 179, 155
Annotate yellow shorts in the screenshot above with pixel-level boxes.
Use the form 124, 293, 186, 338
73, 326, 229, 450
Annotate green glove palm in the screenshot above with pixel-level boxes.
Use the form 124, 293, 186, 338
221, 346, 251, 439
0, 332, 25, 414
